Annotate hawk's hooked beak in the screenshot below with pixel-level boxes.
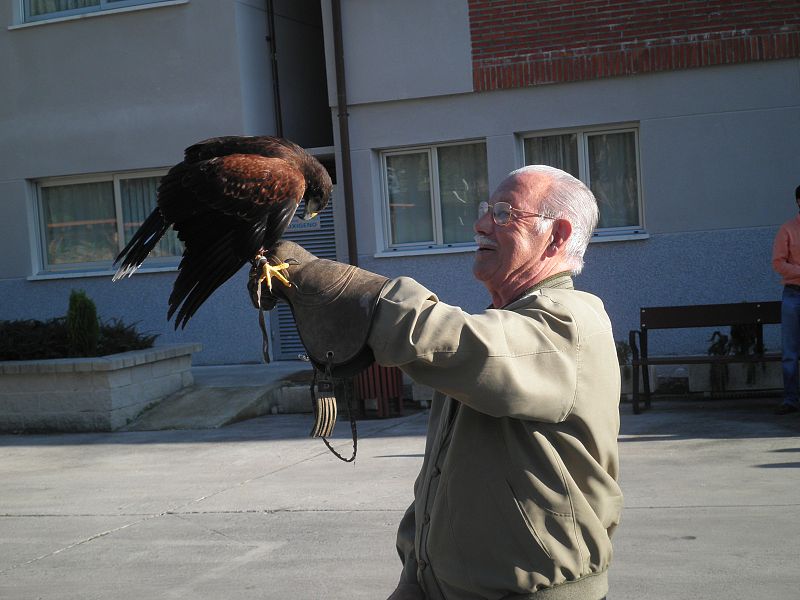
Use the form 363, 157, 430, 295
301, 210, 318, 221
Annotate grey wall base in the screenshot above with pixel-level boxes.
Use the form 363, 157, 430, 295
0, 343, 201, 433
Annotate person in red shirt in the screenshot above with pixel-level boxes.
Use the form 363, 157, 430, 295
771, 185, 800, 415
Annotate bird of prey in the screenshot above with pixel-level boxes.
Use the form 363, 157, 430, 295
112, 135, 332, 332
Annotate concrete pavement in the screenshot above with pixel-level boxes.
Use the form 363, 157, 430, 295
1, 387, 799, 599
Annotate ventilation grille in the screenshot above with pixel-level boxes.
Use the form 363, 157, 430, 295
272, 199, 337, 360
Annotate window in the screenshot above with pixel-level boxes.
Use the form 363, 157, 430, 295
381, 141, 489, 251
36, 170, 180, 272
523, 126, 643, 235
24, 0, 170, 22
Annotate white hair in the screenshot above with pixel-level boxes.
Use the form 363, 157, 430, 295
508, 164, 599, 275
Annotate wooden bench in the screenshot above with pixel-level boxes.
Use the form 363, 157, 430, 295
628, 301, 782, 414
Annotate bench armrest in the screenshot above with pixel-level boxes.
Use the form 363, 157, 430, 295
629, 329, 641, 363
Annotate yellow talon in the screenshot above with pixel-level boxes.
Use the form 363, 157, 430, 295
256, 257, 292, 292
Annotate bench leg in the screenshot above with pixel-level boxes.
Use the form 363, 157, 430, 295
629, 329, 642, 414
640, 330, 651, 412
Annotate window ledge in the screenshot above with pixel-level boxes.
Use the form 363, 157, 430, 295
591, 231, 650, 243
28, 265, 178, 281
9, 0, 188, 30
373, 231, 650, 258
374, 245, 477, 259
373, 231, 652, 258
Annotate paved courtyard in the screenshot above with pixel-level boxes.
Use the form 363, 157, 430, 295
1, 398, 799, 599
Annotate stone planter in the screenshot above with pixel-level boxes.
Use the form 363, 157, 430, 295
0, 343, 201, 433
688, 360, 782, 395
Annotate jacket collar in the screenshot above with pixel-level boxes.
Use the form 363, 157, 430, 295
499, 271, 574, 310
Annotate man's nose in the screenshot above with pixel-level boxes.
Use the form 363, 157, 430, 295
474, 210, 493, 235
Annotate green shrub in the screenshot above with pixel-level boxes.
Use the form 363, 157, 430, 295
0, 318, 70, 360
97, 318, 158, 355
0, 290, 158, 361
66, 289, 100, 357
0, 317, 158, 361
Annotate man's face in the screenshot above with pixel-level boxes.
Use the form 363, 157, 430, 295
472, 173, 552, 298
795, 196, 800, 212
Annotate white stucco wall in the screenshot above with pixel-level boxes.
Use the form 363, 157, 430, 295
2, 0, 799, 364
0, 1, 275, 277
339, 60, 799, 354
343, 61, 799, 248
321, 0, 473, 107
0, 0, 280, 364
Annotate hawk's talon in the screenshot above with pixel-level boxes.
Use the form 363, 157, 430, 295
254, 254, 293, 292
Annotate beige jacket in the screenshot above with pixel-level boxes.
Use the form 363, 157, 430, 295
369, 274, 622, 600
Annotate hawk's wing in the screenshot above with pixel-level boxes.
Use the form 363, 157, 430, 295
162, 154, 306, 328
182, 135, 304, 164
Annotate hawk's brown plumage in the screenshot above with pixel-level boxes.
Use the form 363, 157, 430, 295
113, 136, 332, 329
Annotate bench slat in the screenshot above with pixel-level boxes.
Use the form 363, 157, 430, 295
629, 300, 782, 415
633, 353, 781, 366
640, 301, 781, 329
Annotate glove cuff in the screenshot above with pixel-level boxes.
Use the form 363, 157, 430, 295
248, 241, 390, 378
290, 261, 390, 377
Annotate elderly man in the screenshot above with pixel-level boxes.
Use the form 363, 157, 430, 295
252, 165, 623, 600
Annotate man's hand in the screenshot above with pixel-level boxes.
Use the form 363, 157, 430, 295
247, 240, 390, 377
386, 583, 425, 600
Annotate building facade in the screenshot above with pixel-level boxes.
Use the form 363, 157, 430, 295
322, 0, 800, 356
1, 0, 799, 365
0, 0, 336, 364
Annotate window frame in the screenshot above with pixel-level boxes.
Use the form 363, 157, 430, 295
378, 139, 488, 254
21, 0, 174, 23
521, 124, 646, 239
33, 168, 173, 275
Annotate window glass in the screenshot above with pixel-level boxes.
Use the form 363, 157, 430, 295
25, 0, 165, 20
523, 134, 579, 178
587, 131, 639, 228
438, 143, 489, 244
41, 181, 117, 265
524, 127, 641, 232
120, 176, 180, 257
386, 153, 434, 245
27, 0, 99, 17
37, 171, 177, 271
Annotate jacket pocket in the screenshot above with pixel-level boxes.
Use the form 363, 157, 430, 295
505, 472, 583, 579
507, 480, 553, 560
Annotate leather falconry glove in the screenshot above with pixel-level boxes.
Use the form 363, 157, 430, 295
247, 240, 390, 379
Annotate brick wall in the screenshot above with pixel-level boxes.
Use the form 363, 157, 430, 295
470, 0, 800, 91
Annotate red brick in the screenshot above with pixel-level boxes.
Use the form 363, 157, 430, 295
471, 0, 800, 88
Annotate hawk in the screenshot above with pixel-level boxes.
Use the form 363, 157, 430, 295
112, 135, 332, 332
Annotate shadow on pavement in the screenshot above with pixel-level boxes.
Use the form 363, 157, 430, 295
0, 411, 429, 448
619, 397, 800, 441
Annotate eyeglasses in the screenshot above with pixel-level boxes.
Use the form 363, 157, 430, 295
477, 201, 555, 226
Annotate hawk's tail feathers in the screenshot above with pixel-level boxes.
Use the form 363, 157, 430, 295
112, 209, 170, 281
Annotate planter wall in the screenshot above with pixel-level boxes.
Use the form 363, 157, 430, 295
0, 343, 201, 433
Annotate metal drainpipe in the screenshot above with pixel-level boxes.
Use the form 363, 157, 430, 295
266, 0, 283, 138
331, 0, 359, 266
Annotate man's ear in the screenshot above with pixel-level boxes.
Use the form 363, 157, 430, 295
547, 219, 573, 255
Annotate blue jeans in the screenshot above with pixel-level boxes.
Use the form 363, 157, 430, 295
781, 286, 800, 406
